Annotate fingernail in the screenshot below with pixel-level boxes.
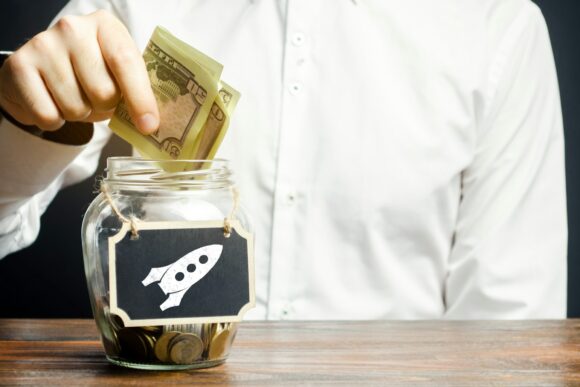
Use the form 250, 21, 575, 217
137, 113, 158, 133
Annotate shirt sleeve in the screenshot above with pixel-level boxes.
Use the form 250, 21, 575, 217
0, 115, 111, 259
444, 4, 567, 319
0, 0, 117, 259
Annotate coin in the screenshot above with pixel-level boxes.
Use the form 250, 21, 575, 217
169, 333, 204, 364
109, 314, 125, 332
143, 333, 156, 358
118, 328, 152, 362
229, 325, 239, 344
201, 323, 212, 352
208, 329, 232, 360
154, 331, 180, 363
140, 326, 163, 336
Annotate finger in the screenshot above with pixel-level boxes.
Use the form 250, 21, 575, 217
72, 44, 121, 113
96, 14, 159, 133
81, 109, 115, 123
1, 53, 64, 130
35, 35, 92, 122
56, 16, 121, 113
0, 97, 36, 127
0, 63, 34, 125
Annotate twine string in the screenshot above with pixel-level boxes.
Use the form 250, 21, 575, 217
223, 186, 240, 238
100, 182, 140, 238
100, 181, 238, 239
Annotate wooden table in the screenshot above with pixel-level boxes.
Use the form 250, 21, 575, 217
1, 319, 580, 385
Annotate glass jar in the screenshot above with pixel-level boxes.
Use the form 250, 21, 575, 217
81, 157, 253, 370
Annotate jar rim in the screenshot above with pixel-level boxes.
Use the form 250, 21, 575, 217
104, 157, 233, 190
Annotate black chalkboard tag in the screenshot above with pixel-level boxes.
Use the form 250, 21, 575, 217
108, 220, 255, 327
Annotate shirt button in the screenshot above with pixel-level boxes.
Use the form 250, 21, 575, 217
291, 32, 306, 46
281, 302, 293, 318
286, 193, 296, 206
289, 82, 302, 95
284, 190, 297, 206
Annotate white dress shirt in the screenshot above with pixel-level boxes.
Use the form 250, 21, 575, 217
0, 0, 567, 319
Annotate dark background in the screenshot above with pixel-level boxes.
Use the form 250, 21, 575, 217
0, 0, 579, 318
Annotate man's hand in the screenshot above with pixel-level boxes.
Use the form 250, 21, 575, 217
0, 10, 159, 134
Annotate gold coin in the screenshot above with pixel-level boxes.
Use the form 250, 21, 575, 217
201, 324, 212, 352
169, 333, 204, 365
118, 328, 151, 362
140, 326, 163, 336
154, 331, 180, 363
109, 314, 125, 332
144, 333, 157, 358
229, 325, 239, 344
208, 329, 232, 360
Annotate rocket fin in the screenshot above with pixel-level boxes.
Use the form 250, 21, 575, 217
160, 290, 187, 311
142, 264, 172, 286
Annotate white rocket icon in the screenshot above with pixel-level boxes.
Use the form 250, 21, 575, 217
142, 244, 223, 311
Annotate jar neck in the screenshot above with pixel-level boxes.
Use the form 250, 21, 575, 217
103, 157, 234, 191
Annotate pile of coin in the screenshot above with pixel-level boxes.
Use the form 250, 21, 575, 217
100, 311, 238, 365
154, 330, 204, 364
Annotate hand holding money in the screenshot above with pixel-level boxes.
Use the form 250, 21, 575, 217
109, 27, 240, 161
0, 10, 159, 133
0, 9, 237, 161
0, 11, 159, 133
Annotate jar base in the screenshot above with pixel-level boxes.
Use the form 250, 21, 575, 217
106, 356, 226, 371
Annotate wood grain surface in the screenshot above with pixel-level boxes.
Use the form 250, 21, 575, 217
1, 319, 580, 385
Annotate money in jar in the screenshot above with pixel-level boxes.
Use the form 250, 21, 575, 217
82, 158, 255, 370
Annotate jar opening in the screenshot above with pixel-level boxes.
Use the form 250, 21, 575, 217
104, 157, 233, 189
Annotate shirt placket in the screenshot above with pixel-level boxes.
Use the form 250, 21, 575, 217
267, 0, 313, 320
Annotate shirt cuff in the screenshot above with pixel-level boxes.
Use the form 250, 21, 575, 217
0, 112, 94, 198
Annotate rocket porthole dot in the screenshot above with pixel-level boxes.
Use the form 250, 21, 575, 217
175, 272, 185, 281
187, 263, 196, 273
199, 255, 208, 264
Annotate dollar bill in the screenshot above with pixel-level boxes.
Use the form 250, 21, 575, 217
109, 26, 239, 162
191, 81, 240, 161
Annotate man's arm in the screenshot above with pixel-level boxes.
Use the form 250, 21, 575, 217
0, 0, 159, 259
0, 116, 109, 258
445, 3, 566, 318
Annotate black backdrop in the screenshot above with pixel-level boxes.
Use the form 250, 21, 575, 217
0, 0, 579, 317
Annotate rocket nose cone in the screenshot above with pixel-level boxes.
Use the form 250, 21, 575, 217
208, 244, 224, 258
